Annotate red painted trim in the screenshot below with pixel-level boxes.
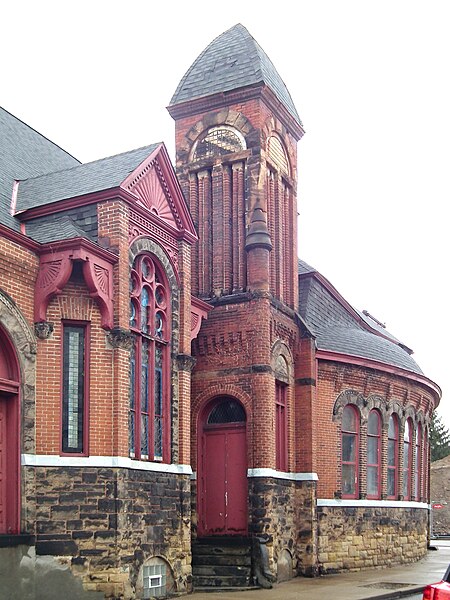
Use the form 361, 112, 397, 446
35, 240, 115, 329
37, 237, 117, 262
316, 349, 442, 399
387, 414, 399, 500
0, 326, 21, 534
403, 418, 413, 500
191, 296, 212, 341
59, 321, 90, 457
0, 378, 19, 394
0, 223, 41, 252
366, 410, 381, 500
341, 404, 360, 499
15, 187, 133, 220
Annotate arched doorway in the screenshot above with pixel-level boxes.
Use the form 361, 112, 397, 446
0, 325, 20, 534
198, 397, 247, 537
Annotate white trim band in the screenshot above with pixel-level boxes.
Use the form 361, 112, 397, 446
317, 499, 430, 509
21, 454, 192, 475
247, 468, 318, 481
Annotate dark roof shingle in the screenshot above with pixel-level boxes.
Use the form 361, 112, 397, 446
170, 24, 302, 125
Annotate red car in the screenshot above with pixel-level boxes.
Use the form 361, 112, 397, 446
423, 566, 450, 599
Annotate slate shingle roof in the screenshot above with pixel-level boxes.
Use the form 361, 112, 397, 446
26, 215, 95, 244
170, 24, 302, 125
0, 106, 80, 230
16, 144, 160, 212
297, 258, 423, 376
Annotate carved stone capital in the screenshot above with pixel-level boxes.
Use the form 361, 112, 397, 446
176, 353, 196, 372
34, 321, 54, 340
107, 328, 134, 351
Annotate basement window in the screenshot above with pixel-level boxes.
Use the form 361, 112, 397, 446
143, 564, 166, 598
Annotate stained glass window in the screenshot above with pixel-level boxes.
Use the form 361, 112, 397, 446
129, 254, 170, 462
62, 324, 87, 454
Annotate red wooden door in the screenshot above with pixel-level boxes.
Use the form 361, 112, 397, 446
199, 399, 247, 536
0, 328, 20, 534
0, 398, 6, 533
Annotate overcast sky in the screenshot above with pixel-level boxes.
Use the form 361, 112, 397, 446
2, 1, 448, 423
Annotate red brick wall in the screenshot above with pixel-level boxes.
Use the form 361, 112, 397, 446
315, 360, 435, 500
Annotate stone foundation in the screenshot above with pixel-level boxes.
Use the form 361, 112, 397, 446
23, 465, 192, 599
248, 477, 317, 579
317, 505, 428, 573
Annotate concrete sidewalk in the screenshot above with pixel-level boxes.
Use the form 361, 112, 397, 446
191, 540, 450, 600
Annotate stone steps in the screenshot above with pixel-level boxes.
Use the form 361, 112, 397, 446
192, 537, 255, 590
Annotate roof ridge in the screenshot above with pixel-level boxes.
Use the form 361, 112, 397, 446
18, 143, 161, 183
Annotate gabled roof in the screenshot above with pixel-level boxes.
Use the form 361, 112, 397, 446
15, 144, 160, 212
297, 258, 424, 376
0, 106, 79, 230
170, 24, 302, 125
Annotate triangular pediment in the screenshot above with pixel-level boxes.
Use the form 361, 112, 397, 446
121, 144, 196, 240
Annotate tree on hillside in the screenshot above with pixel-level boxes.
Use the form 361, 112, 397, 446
430, 412, 450, 462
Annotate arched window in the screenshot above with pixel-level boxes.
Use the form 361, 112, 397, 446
387, 414, 399, 499
267, 135, 290, 175
193, 126, 245, 161
275, 382, 287, 471
415, 423, 423, 501
129, 254, 170, 462
367, 410, 381, 499
342, 405, 359, 498
403, 418, 413, 500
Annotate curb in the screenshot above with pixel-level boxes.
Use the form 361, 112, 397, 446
364, 585, 424, 599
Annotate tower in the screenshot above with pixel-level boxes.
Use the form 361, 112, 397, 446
168, 24, 309, 583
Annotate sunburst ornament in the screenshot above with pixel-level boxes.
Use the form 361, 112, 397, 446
128, 164, 176, 227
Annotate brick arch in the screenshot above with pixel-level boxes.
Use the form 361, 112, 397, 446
192, 384, 253, 431
178, 109, 255, 162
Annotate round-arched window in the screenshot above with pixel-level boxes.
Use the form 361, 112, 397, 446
193, 126, 246, 161
207, 398, 246, 425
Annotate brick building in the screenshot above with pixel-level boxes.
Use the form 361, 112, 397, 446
0, 23, 441, 599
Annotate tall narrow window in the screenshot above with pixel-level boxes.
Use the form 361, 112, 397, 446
403, 418, 413, 500
415, 423, 423, 501
275, 382, 287, 471
62, 324, 88, 454
129, 254, 170, 462
387, 414, 399, 499
342, 405, 359, 498
367, 410, 381, 499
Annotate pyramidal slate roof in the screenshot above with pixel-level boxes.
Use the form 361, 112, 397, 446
170, 24, 302, 125
297, 257, 423, 376
0, 106, 80, 230
16, 144, 160, 212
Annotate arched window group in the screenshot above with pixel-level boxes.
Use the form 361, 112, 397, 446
340, 406, 427, 501
129, 253, 170, 462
